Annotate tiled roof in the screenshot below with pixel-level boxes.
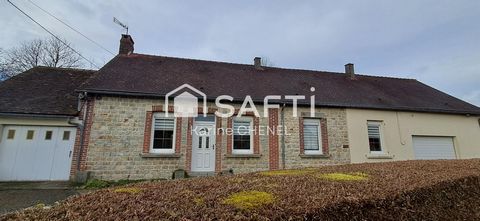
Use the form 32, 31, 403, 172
0, 66, 95, 116
79, 53, 480, 115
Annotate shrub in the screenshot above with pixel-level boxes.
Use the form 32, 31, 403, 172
113, 179, 145, 186
319, 172, 368, 181
259, 168, 316, 176
84, 179, 110, 189
83, 179, 147, 189
228, 177, 247, 184
34, 203, 46, 209
4, 160, 480, 220
113, 187, 143, 194
223, 191, 275, 210
193, 197, 204, 206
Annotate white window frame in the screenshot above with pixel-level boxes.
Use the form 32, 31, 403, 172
232, 117, 254, 155
150, 113, 176, 154
303, 118, 323, 155
367, 121, 384, 154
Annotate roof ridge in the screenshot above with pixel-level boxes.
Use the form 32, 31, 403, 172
126, 53, 416, 81
31, 66, 97, 72
128, 53, 255, 68
354, 73, 417, 81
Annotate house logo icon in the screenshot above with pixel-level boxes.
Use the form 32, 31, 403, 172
165, 84, 207, 117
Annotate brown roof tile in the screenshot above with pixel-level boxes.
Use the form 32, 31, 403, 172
79, 53, 480, 115
0, 66, 95, 116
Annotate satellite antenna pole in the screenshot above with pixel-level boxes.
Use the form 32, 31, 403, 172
113, 17, 129, 34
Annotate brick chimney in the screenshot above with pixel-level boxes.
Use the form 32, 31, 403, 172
254, 57, 263, 70
345, 63, 355, 78
119, 34, 134, 55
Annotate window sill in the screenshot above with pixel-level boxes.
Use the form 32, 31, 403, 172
299, 154, 330, 159
365, 153, 394, 159
225, 154, 262, 158
140, 153, 181, 158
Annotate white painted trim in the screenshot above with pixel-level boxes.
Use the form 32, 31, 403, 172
150, 113, 176, 154
232, 116, 254, 155
303, 118, 323, 155
367, 121, 385, 154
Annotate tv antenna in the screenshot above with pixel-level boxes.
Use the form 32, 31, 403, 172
113, 17, 129, 34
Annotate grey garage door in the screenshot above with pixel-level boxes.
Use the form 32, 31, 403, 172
412, 136, 456, 160
0, 125, 76, 181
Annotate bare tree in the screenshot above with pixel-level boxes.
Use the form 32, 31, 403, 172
41, 37, 83, 68
0, 37, 83, 79
0, 48, 7, 80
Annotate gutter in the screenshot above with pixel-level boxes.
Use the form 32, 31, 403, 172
78, 89, 480, 116
0, 112, 74, 119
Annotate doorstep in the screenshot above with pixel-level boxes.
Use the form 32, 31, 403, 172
188, 172, 216, 177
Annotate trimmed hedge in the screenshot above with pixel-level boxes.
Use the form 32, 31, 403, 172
2, 159, 479, 220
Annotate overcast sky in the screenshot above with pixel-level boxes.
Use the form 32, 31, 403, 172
1, 0, 479, 106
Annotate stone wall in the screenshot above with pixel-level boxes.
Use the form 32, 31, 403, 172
85, 96, 183, 180
282, 107, 350, 169
84, 96, 350, 180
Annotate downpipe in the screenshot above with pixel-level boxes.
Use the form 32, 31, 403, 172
69, 92, 88, 172
281, 103, 286, 169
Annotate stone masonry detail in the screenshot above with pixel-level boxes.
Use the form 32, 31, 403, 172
84, 96, 350, 180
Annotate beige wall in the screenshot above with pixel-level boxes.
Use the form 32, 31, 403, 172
346, 109, 480, 163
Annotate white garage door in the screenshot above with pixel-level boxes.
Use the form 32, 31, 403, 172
0, 126, 76, 181
412, 136, 456, 160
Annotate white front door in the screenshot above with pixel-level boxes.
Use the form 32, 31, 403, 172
0, 125, 76, 181
191, 122, 216, 172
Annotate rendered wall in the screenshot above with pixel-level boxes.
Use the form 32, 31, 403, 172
346, 109, 480, 163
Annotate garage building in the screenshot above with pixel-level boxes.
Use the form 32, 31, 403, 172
0, 67, 94, 181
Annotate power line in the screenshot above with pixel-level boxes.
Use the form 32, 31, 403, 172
6, 0, 100, 69
27, 0, 116, 56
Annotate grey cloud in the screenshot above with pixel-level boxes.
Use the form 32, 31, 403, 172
1, 0, 479, 105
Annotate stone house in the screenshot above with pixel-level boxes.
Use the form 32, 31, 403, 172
0, 34, 479, 181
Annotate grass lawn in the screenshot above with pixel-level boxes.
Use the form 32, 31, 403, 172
2, 159, 479, 220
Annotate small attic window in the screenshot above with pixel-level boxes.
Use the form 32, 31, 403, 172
45, 131, 53, 140
7, 130, 15, 139
63, 131, 71, 140
26, 130, 34, 140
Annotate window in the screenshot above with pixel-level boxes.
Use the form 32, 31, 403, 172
303, 119, 322, 154
151, 114, 175, 153
233, 117, 253, 154
45, 131, 53, 140
62, 131, 71, 140
26, 130, 34, 140
7, 130, 15, 139
367, 121, 383, 153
